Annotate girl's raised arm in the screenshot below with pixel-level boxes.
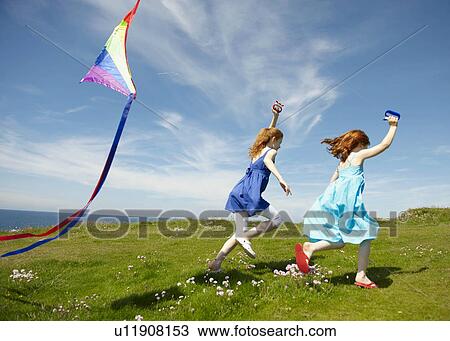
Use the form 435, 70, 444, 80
264, 149, 292, 196
269, 111, 279, 128
269, 101, 283, 128
356, 116, 399, 161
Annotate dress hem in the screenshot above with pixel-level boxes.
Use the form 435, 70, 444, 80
307, 236, 377, 245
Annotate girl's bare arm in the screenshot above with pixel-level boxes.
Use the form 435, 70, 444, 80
269, 111, 279, 128
355, 116, 399, 162
264, 149, 292, 195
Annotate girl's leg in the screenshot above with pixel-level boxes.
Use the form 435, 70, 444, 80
303, 240, 345, 259
234, 211, 250, 237
208, 212, 248, 271
208, 236, 238, 271
235, 206, 283, 258
355, 239, 373, 284
240, 205, 282, 239
297, 240, 345, 273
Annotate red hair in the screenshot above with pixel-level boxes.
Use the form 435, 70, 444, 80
249, 128, 283, 159
321, 130, 370, 162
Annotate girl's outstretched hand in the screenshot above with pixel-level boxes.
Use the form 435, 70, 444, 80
387, 115, 399, 126
356, 114, 399, 161
279, 180, 292, 196
272, 101, 284, 115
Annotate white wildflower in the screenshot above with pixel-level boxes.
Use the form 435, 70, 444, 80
216, 286, 224, 296
10, 269, 37, 282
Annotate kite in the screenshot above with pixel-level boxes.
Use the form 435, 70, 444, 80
0, 0, 141, 257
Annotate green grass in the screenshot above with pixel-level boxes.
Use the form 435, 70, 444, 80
398, 207, 450, 226
0, 209, 449, 321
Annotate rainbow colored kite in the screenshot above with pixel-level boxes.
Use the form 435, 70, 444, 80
0, 0, 141, 257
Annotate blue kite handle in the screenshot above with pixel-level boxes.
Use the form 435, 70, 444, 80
383, 110, 400, 120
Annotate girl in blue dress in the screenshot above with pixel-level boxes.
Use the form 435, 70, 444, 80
295, 116, 399, 288
208, 107, 292, 272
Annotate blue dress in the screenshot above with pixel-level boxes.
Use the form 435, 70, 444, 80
303, 158, 379, 244
225, 148, 272, 216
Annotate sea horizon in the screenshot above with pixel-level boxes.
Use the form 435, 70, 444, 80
0, 208, 160, 231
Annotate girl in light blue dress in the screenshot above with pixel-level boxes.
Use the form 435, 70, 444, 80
296, 116, 399, 288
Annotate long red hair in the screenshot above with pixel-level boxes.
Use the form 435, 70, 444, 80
321, 129, 370, 162
249, 128, 283, 159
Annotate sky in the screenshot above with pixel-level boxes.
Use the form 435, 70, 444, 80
0, 0, 449, 221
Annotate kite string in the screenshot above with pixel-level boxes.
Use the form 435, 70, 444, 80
24, 24, 178, 130
279, 24, 429, 126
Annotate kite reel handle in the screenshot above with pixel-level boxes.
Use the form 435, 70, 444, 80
383, 110, 400, 121
272, 100, 284, 114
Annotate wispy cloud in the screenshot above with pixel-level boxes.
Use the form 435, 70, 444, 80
3, 0, 447, 219
78, 0, 341, 134
14, 84, 43, 96
0, 120, 243, 209
65, 105, 89, 114
0, 190, 65, 211
433, 145, 450, 156
305, 114, 323, 135
157, 111, 183, 134
34, 105, 89, 121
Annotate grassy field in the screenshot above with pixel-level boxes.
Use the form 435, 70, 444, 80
0, 208, 449, 321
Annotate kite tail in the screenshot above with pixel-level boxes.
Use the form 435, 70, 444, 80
1, 94, 134, 257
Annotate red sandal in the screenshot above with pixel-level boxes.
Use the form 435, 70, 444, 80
295, 243, 310, 274
354, 281, 378, 289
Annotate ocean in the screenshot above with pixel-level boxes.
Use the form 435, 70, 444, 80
0, 209, 143, 231
0, 209, 60, 231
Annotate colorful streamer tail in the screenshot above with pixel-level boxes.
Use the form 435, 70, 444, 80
1, 95, 134, 257
0, 0, 140, 257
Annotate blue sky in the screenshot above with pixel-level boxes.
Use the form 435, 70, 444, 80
0, 0, 449, 221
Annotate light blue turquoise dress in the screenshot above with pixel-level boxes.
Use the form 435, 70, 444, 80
303, 154, 379, 244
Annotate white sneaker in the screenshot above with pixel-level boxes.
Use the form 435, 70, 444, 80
236, 238, 256, 258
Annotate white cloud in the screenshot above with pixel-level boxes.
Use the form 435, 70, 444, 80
5, 0, 445, 220
76, 0, 340, 134
157, 111, 183, 133
0, 121, 243, 210
305, 114, 322, 135
14, 84, 43, 96
0, 191, 64, 211
65, 105, 89, 114
433, 145, 450, 155
32, 105, 90, 122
